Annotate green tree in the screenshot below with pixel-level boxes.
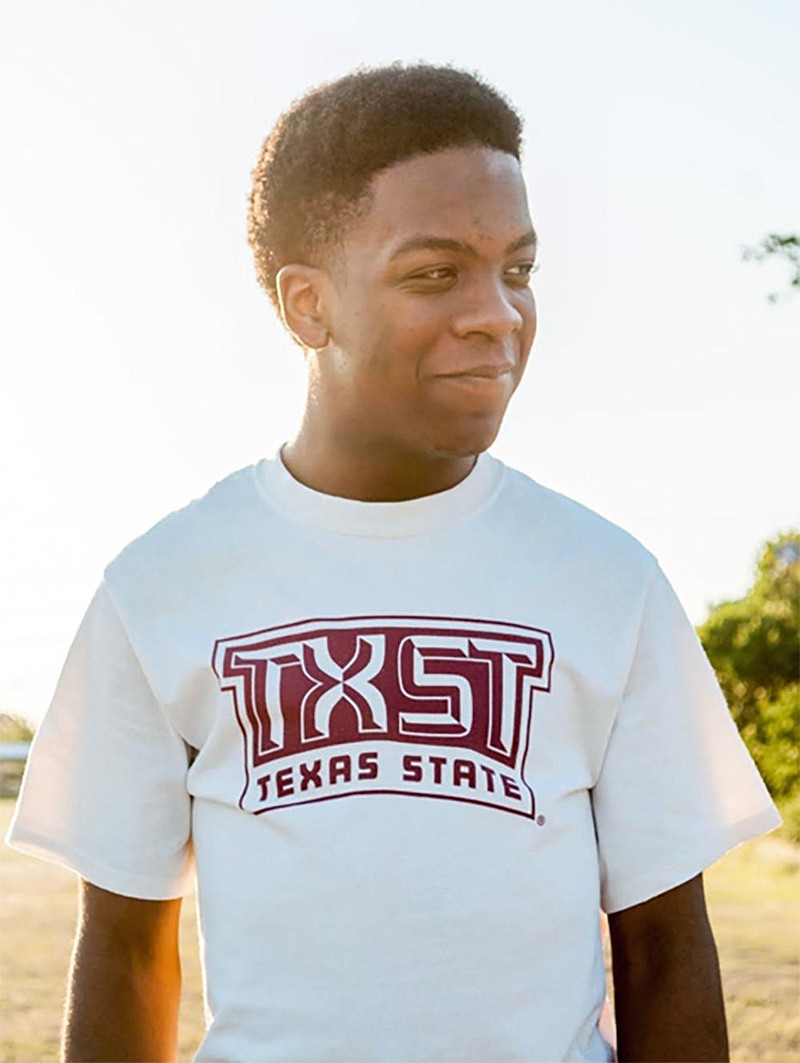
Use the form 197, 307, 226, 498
697, 531, 799, 807
741, 232, 799, 304
0, 712, 35, 743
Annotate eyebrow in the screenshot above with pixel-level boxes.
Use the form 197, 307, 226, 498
389, 228, 538, 261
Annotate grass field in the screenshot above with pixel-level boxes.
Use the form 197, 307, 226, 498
1, 798, 798, 1062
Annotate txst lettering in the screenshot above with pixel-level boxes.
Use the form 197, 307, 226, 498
212, 616, 554, 819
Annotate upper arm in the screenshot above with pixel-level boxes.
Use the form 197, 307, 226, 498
608, 874, 715, 976
592, 566, 778, 915
608, 875, 729, 1061
75, 879, 183, 965
607, 875, 709, 952
63, 882, 184, 1062
8, 584, 194, 903
607, 871, 722, 994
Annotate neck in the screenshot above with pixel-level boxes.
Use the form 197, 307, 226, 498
282, 425, 478, 502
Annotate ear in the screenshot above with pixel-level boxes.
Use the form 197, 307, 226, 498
276, 264, 331, 350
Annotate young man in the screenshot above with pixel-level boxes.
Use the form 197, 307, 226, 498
9, 65, 779, 1062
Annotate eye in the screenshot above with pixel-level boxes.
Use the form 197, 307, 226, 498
505, 261, 539, 285
409, 266, 457, 282
401, 265, 459, 292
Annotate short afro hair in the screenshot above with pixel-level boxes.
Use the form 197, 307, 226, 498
248, 63, 524, 310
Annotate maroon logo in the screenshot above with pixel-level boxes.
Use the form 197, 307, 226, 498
212, 616, 554, 819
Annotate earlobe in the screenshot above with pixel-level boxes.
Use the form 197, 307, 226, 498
276, 265, 331, 350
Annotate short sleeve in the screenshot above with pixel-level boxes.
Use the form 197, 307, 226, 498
6, 583, 194, 899
592, 565, 780, 914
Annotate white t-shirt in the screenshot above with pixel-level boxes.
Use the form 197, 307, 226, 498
8, 453, 779, 1062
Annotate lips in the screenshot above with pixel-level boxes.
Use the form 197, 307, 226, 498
437, 363, 514, 381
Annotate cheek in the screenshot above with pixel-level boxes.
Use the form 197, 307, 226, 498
361, 306, 441, 377
521, 294, 538, 352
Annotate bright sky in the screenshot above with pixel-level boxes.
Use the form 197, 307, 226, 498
1, 0, 798, 723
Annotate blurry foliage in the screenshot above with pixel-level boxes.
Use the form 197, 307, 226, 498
698, 532, 800, 815
741, 232, 799, 304
0, 712, 35, 743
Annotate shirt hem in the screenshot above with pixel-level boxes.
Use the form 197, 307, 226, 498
5, 825, 194, 900
600, 804, 782, 914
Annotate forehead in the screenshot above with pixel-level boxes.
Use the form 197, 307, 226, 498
346, 147, 533, 255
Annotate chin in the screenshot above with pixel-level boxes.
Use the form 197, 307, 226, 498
427, 417, 503, 459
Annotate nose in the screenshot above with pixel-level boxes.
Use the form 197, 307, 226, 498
450, 277, 526, 341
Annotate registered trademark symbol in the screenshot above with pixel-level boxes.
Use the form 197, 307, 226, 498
536, 814, 546, 826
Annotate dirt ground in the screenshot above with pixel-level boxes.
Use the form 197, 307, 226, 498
1, 799, 798, 1062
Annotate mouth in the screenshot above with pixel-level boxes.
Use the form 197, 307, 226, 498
429, 365, 516, 410
436, 364, 514, 382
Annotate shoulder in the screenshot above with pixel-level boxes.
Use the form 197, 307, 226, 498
496, 460, 657, 580
104, 462, 265, 601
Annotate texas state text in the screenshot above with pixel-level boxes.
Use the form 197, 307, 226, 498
212, 616, 554, 818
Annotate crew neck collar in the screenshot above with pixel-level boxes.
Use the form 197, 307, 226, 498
254, 449, 504, 537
